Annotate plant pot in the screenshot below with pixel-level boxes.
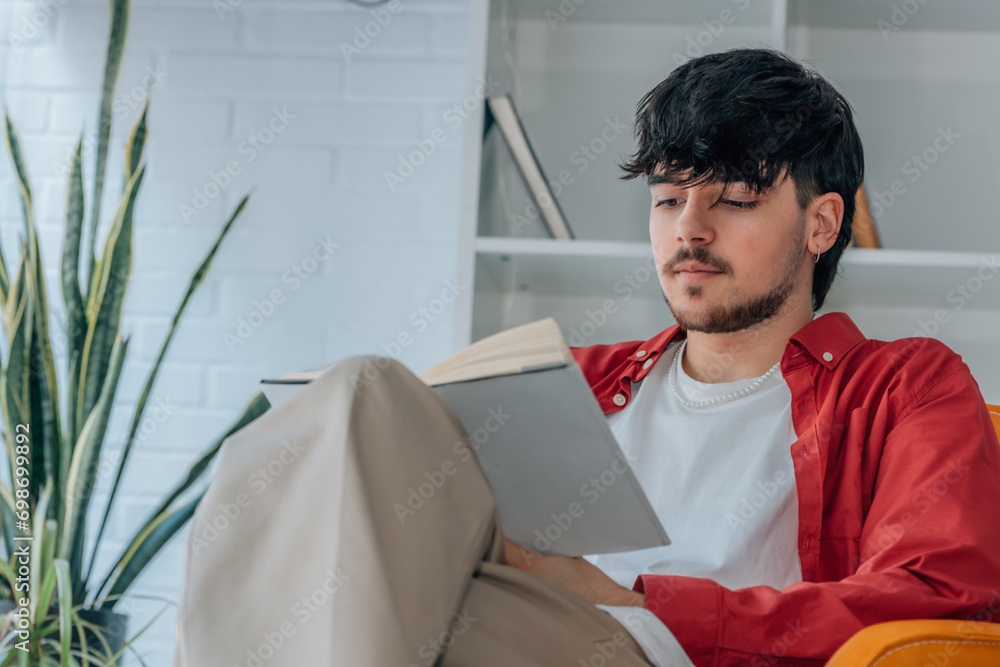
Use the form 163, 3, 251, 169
0, 599, 129, 665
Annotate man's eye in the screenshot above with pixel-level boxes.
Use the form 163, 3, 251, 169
655, 198, 758, 210
723, 199, 759, 210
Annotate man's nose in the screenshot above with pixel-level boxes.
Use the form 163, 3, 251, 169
674, 200, 715, 245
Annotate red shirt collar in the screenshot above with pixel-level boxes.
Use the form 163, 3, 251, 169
623, 312, 867, 383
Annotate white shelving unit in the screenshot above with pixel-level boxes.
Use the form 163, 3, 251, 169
453, 0, 1000, 401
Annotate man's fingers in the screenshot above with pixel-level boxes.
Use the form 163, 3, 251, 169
503, 536, 536, 570
503, 537, 522, 567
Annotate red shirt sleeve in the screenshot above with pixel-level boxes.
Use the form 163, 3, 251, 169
633, 359, 1000, 666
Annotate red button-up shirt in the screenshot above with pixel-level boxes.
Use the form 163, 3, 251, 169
569, 311, 1000, 666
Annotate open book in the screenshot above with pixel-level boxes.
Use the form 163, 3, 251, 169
259, 318, 670, 557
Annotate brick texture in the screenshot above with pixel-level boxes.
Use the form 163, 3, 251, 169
0, 0, 471, 662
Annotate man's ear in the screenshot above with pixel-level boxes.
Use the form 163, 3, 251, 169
810, 193, 844, 254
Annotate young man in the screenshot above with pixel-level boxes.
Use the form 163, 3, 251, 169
172, 48, 1000, 667
501, 48, 1000, 665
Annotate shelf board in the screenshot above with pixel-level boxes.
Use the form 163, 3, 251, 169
503, 0, 774, 26
474, 238, 1000, 307
475, 236, 651, 259
828, 249, 1000, 309
788, 0, 1000, 32
476, 237, 1000, 266
475, 238, 658, 298
839, 248, 1000, 268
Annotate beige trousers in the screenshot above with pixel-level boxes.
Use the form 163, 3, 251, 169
172, 354, 655, 667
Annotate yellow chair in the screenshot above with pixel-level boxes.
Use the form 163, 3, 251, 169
825, 404, 1000, 666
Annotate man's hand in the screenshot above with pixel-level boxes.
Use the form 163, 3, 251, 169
502, 537, 645, 607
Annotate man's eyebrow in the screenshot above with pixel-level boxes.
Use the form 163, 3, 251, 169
646, 174, 773, 196
646, 175, 755, 191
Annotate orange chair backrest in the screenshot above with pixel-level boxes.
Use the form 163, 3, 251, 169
989, 404, 1000, 440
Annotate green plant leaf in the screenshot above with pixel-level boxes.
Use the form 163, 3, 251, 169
123, 101, 147, 184
27, 325, 59, 520
0, 555, 16, 593
0, 253, 31, 561
95, 492, 201, 611
103, 391, 270, 578
4, 112, 48, 321
29, 480, 54, 621
0, 621, 17, 659
0, 479, 14, 564
2, 246, 30, 450
90, 392, 269, 606
4, 112, 65, 518
33, 563, 57, 643
3, 292, 32, 424
59, 334, 128, 603
3, 243, 27, 339
71, 615, 89, 665
92, 601, 166, 667
85, 256, 103, 321
0, 1, 275, 652
86, 195, 251, 584
0, 478, 12, 564
0, 479, 12, 515
62, 136, 87, 459
72, 615, 111, 663
2, 259, 34, 481
0, 112, 21, 308
86, 0, 130, 293
34, 519, 60, 635
76, 167, 143, 436
53, 559, 73, 667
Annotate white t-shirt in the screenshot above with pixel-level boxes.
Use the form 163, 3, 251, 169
583, 336, 802, 667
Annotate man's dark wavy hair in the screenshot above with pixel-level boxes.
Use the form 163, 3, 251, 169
619, 48, 865, 312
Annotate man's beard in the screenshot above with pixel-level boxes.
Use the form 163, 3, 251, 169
661, 216, 807, 334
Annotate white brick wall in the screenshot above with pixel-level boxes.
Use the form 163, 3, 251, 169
0, 0, 472, 663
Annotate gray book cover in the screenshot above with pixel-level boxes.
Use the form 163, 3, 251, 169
430, 362, 670, 557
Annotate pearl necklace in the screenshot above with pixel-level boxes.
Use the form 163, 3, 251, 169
668, 339, 782, 409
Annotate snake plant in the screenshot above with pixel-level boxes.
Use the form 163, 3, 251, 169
0, 0, 270, 663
